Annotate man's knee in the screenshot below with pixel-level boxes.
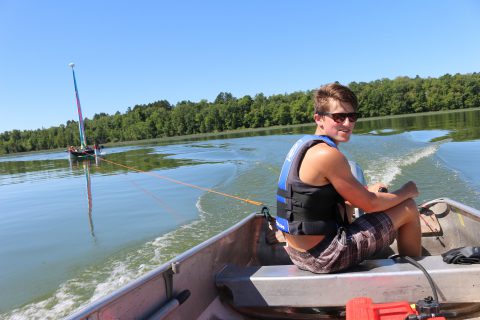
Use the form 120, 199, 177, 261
386, 199, 419, 229
404, 198, 420, 222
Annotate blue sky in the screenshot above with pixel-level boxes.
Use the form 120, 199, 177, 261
1, 0, 479, 132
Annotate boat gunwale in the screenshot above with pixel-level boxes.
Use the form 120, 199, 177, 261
422, 197, 480, 220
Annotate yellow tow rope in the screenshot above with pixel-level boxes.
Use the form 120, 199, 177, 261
97, 156, 266, 207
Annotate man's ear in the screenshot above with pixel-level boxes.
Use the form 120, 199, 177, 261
314, 113, 323, 127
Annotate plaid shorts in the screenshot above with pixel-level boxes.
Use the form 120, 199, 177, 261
284, 213, 396, 274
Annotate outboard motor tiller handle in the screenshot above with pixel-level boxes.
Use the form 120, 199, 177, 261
348, 161, 367, 218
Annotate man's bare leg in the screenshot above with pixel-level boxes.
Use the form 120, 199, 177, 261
385, 199, 422, 257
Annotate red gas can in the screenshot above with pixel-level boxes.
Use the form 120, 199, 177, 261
346, 297, 446, 320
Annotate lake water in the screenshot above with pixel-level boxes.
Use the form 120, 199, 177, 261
1, 109, 480, 319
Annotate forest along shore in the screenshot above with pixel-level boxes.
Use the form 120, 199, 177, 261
1, 72, 480, 155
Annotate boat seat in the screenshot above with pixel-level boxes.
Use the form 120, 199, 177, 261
215, 255, 480, 307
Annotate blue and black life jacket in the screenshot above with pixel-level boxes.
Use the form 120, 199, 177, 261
276, 135, 349, 235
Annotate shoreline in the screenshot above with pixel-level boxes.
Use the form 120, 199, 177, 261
2, 107, 480, 157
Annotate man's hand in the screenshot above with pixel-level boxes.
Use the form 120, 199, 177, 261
398, 181, 419, 198
367, 182, 388, 193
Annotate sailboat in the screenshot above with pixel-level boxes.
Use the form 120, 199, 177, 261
67, 63, 98, 159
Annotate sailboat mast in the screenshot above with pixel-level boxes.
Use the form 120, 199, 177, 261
69, 63, 87, 149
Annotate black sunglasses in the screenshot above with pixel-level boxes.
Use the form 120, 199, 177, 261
317, 112, 360, 123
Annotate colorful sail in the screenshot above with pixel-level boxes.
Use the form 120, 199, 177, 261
69, 63, 87, 149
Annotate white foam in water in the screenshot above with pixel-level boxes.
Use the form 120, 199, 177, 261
3, 279, 86, 320
3, 200, 209, 320
364, 143, 440, 186
89, 262, 136, 302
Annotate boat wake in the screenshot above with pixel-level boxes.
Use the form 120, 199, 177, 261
2, 215, 208, 320
363, 142, 442, 186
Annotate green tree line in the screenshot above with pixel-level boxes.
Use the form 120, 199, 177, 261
1, 72, 479, 155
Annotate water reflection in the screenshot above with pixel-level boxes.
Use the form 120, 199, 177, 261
0, 148, 205, 182
103, 147, 202, 173
69, 158, 96, 239
84, 161, 94, 238
354, 109, 480, 142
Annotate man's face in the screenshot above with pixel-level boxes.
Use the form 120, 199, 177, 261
314, 100, 356, 144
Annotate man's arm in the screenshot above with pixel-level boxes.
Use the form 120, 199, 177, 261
302, 145, 418, 213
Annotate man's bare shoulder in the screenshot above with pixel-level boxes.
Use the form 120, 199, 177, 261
306, 143, 344, 163
300, 143, 346, 185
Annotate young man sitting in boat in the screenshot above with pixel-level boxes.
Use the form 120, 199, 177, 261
276, 83, 421, 273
